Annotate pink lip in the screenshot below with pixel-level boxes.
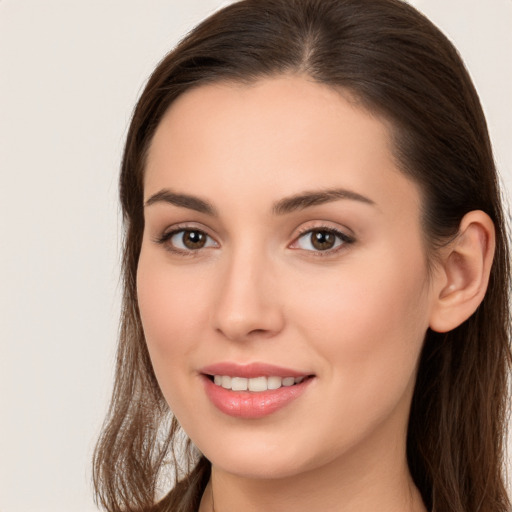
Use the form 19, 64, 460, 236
199, 362, 315, 419
200, 362, 311, 378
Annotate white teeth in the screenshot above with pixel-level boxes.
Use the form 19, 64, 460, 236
212, 375, 307, 392
221, 376, 231, 389
267, 376, 282, 390
231, 377, 248, 391
248, 376, 267, 392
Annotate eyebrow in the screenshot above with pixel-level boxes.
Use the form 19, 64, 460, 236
144, 187, 375, 216
272, 188, 375, 215
144, 189, 218, 216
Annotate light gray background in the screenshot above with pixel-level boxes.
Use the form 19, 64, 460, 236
0, 1, 510, 510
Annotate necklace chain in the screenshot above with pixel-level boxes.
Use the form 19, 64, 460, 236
211, 484, 216, 512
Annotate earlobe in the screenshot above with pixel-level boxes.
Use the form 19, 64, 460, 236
429, 210, 495, 333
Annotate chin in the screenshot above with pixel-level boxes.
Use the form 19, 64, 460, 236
193, 430, 325, 480
211, 453, 312, 480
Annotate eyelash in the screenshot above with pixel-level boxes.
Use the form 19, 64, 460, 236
292, 226, 355, 257
154, 224, 217, 257
154, 225, 355, 257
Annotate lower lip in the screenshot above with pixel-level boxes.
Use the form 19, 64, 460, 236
202, 375, 313, 419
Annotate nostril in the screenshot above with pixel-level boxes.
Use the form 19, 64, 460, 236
248, 328, 269, 336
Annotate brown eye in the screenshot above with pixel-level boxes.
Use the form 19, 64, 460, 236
181, 230, 207, 249
294, 228, 353, 253
310, 230, 336, 250
165, 229, 217, 251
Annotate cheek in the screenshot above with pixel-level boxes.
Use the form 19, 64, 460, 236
136, 251, 218, 423
136, 250, 209, 377
277, 248, 430, 462
291, 245, 430, 396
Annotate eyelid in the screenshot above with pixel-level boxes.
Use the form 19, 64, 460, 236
152, 221, 355, 256
289, 223, 355, 255
153, 223, 219, 254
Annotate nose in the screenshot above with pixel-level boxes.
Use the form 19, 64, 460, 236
212, 247, 285, 342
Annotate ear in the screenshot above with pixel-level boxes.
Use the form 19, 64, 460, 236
429, 210, 495, 333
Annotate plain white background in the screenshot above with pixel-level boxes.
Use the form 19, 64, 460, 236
0, 1, 510, 510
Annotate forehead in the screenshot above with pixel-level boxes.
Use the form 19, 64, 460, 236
144, 75, 419, 219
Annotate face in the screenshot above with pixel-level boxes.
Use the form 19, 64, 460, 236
137, 76, 435, 480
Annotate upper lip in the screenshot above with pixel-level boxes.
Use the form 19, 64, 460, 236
200, 362, 313, 379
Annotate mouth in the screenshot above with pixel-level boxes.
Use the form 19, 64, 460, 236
205, 374, 312, 392
200, 363, 315, 419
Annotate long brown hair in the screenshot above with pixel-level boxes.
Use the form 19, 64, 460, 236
93, 1, 512, 511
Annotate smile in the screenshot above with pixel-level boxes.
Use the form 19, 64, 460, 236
200, 363, 315, 419
212, 375, 306, 392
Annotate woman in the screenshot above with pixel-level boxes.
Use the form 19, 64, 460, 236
93, 0, 511, 511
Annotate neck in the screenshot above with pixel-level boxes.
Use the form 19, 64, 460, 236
205, 463, 425, 512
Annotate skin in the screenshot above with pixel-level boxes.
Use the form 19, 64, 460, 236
137, 76, 493, 511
